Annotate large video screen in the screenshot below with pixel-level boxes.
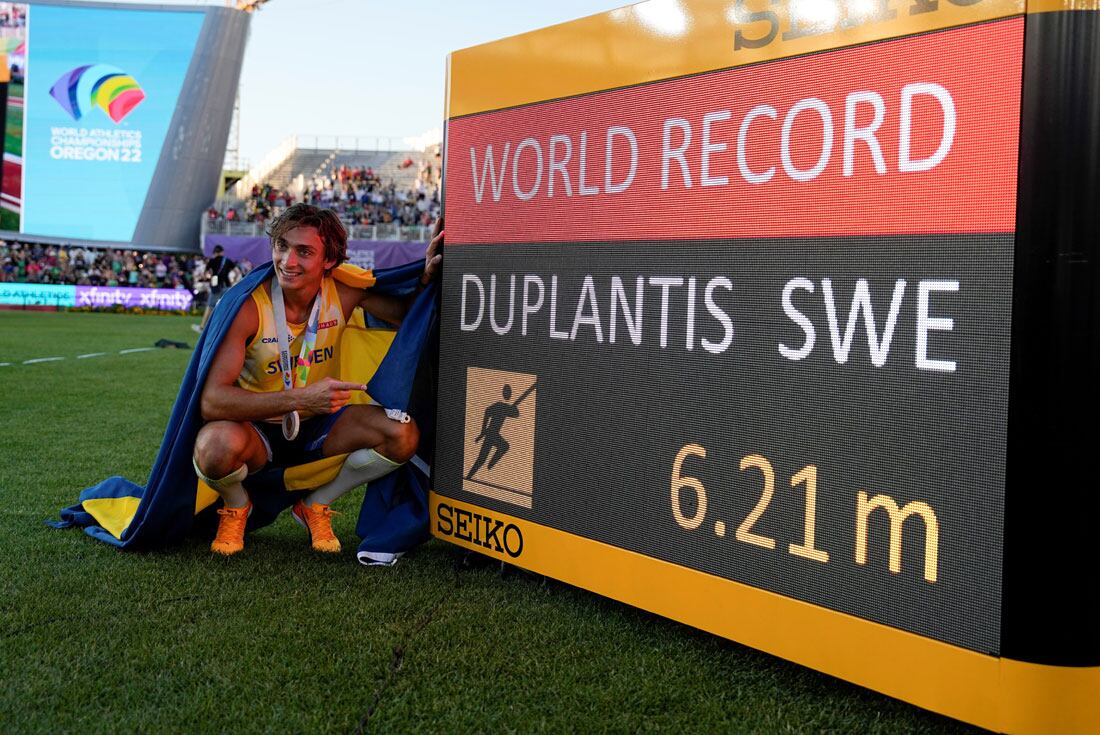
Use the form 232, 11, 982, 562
438, 17, 1022, 656
1, 2, 203, 241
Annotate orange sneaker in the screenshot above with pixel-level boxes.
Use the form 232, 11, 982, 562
211, 502, 252, 555
292, 500, 341, 553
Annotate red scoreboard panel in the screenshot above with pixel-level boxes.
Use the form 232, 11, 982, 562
435, 1, 1100, 732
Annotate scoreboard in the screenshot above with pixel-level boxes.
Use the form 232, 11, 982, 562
434, 1, 1100, 732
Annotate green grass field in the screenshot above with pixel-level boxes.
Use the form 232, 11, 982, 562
0, 311, 982, 734
6, 93, 22, 157
1, 208, 19, 231
3, 83, 23, 231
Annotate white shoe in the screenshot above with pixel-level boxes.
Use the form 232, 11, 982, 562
191, 324, 202, 333
357, 550, 403, 566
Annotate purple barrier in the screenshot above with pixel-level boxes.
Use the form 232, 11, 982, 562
202, 236, 270, 266
204, 236, 427, 271
74, 285, 194, 311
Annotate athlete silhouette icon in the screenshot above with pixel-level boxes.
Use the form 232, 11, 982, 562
466, 381, 536, 480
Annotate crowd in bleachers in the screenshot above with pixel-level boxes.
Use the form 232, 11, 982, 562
305, 162, 441, 227
210, 183, 298, 226
0, 3, 28, 29
210, 161, 441, 229
0, 240, 249, 297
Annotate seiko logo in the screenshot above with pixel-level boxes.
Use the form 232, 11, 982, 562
436, 503, 524, 558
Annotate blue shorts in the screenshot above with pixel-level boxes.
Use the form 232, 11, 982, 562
250, 407, 347, 467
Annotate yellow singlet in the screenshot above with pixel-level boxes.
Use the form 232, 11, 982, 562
238, 276, 346, 420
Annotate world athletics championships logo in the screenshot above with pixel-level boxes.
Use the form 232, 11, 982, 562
49, 65, 145, 124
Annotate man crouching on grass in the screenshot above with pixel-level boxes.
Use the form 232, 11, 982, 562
193, 203, 442, 555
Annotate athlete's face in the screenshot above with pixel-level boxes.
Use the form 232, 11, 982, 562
272, 226, 335, 292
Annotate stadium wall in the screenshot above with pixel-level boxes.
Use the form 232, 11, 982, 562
132, 5, 249, 252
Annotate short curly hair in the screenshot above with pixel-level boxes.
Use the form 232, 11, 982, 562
266, 204, 348, 269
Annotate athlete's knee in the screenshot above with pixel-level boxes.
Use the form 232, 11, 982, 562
381, 416, 419, 463
194, 422, 256, 476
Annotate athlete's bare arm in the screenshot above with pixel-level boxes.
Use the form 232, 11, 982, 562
200, 294, 365, 422
337, 218, 445, 326
355, 287, 415, 327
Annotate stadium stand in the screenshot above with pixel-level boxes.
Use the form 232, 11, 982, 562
257, 148, 333, 191
1, 138, 438, 308
208, 139, 441, 242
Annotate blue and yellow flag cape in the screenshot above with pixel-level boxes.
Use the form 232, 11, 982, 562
49, 260, 438, 560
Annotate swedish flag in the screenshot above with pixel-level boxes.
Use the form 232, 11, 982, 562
49, 260, 438, 561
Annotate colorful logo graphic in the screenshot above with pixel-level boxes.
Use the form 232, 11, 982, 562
0, 38, 25, 55
49, 64, 145, 123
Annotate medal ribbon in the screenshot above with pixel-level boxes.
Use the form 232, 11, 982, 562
270, 278, 323, 439
295, 305, 321, 388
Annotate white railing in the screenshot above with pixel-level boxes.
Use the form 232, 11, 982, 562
233, 134, 299, 199
295, 135, 406, 152
202, 218, 432, 243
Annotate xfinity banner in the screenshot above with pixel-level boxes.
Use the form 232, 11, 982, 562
19, 4, 203, 241
0, 282, 192, 310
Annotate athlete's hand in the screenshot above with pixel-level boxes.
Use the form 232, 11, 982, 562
422, 216, 443, 285
298, 378, 366, 414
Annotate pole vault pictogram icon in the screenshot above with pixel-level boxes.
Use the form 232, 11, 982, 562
466, 380, 536, 480
462, 368, 537, 509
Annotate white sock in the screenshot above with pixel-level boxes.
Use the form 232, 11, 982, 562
193, 460, 250, 508
304, 448, 402, 507
220, 481, 250, 509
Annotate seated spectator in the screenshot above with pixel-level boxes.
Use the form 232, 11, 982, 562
0, 242, 197, 290
203, 153, 442, 236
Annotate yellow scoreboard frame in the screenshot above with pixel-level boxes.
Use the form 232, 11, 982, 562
435, 1, 1100, 732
